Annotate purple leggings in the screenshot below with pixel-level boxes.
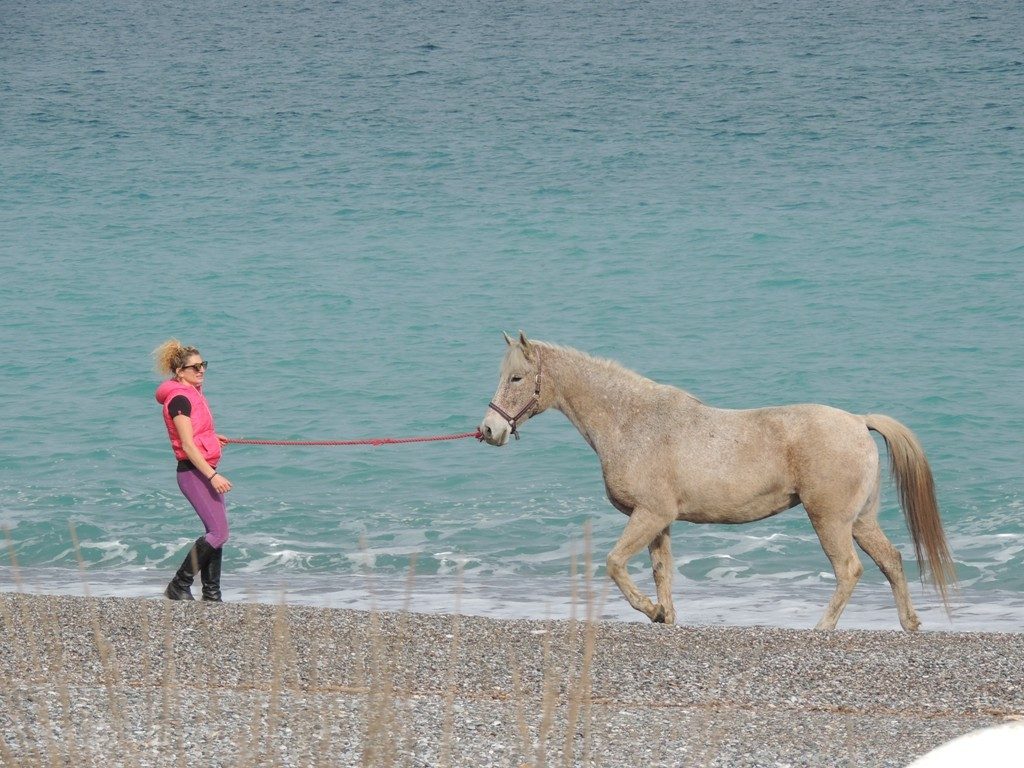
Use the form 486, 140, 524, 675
176, 467, 229, 549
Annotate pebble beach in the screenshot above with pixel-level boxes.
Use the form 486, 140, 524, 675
1, 592, 1021, 767
5, 3, 1023, 766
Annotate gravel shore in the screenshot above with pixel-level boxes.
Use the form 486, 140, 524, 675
1, 592, 1021, 767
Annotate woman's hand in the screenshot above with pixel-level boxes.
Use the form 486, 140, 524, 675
211, 473, 233, 494
218, 434, 229, 445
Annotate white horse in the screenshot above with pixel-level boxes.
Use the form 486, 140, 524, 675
479, 333, 956, 631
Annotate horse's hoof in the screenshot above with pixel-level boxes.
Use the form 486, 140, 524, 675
652, 606, 666, 623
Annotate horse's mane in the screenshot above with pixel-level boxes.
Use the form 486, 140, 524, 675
530, 340, 704, 404
535, 340, 644, 380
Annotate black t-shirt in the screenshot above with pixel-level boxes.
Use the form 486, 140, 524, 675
168, 395, 192, 418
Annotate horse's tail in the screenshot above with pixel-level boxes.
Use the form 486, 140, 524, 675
866, 413, 957, 610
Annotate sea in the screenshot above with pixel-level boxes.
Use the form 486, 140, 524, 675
1, 0, 1022, 631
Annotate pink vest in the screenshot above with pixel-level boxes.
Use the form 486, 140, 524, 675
155, 380, 223, 465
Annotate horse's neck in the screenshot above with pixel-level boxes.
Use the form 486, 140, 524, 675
544, 346, 653, 449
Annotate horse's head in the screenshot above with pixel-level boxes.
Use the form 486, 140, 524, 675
479, 331, 544, 446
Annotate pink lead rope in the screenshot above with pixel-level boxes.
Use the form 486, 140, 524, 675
222, 431, 482, 447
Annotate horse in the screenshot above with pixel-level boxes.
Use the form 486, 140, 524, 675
478, 332, 956, 631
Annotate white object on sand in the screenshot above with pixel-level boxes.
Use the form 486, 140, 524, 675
906, 721, 1024, 767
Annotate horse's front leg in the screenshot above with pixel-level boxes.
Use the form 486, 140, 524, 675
607, 507, 677, 624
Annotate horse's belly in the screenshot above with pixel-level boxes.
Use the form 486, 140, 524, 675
676, 489, 801, 524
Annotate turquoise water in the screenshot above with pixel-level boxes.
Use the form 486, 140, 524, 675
2, 0, 1022, 630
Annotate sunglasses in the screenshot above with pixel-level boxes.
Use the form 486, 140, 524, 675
180, 361, 209, 372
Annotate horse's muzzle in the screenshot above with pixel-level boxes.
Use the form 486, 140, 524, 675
478, 412, 511, 446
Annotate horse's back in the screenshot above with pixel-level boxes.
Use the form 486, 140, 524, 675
699, 401, 871, 456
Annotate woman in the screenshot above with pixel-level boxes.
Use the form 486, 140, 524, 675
153, 339, 233, 601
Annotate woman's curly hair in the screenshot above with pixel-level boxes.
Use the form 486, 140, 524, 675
152, 338, 201, 376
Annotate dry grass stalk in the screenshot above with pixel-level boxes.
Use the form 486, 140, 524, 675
137, 605, 156, 733
0, 530, 41, 768
232, 600, 268, 767
395, 560, 421, 765
510, 658, 532, 764
532, 622, 561, 767
42, 606, 82, 768
266, 599, 292, 768
21, 605, 64, 768
10, 532, 74, 768
356, 540, 393, 767
0, 545, 38, 767
438, 567, 464, 768
317, 688, 344, 768
562, 528, 602, 768
156, 600, 185, 767
70, 523, 142, 768
360, 610, 399, 767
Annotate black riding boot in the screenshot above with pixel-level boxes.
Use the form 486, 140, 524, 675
201, 546, 223, 602
164, 536, 217, 601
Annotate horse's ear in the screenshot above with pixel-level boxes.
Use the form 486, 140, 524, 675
503, 331, 514, 346
518, 331, 534, 359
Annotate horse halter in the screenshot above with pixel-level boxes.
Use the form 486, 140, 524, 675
487, 349, 543, 440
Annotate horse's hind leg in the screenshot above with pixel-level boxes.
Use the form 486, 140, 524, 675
648, 525, 676, 624
607, 506, 676, 624
853, 495, 921, 631
806, 509, 864, 630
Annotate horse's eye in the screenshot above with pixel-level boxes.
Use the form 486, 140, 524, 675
510, 375, 523, 383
